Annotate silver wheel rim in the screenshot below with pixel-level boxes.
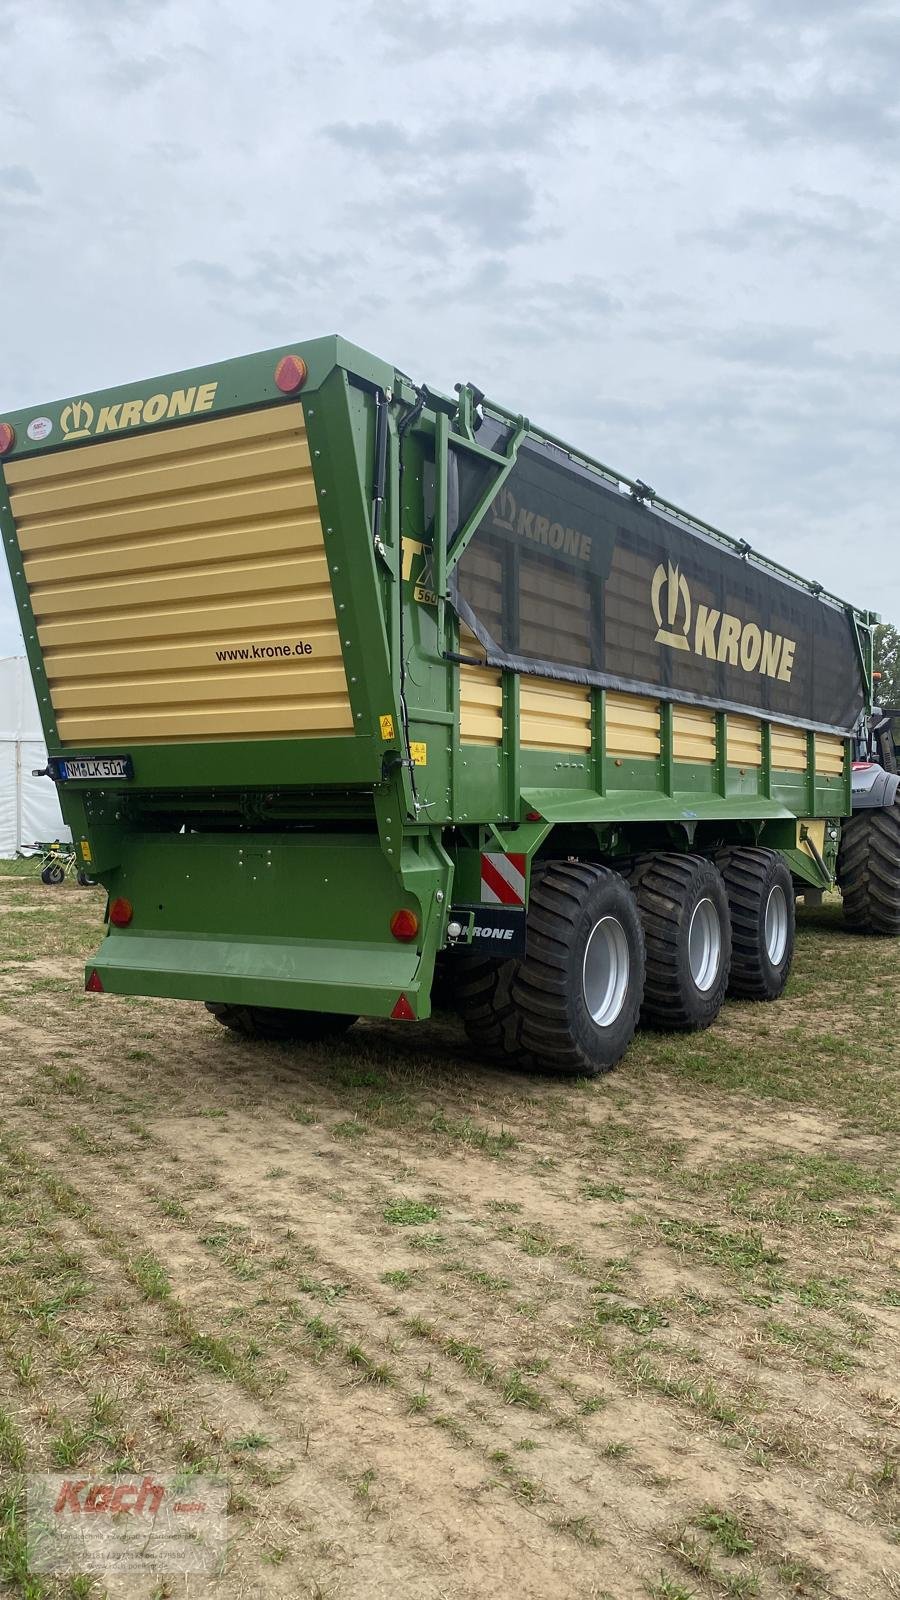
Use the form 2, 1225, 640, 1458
765, 884, 788, 966
688, 897, 721, 992
582, 916, 630, 1028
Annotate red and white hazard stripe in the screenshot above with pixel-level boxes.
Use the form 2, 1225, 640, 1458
480, 852, 527, 906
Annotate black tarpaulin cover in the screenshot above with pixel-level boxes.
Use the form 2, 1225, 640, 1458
449, 438, 865, 735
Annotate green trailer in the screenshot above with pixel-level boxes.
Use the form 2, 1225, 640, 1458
2, 336, 897, 1074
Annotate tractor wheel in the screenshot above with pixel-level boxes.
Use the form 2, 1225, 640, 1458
630, 853, 731, 1031
41, 863, 65, 885
715, 847, 795, 1000
205, 1003, 357, 1041
456, 862, 645, 1076
836, 801, 900, 935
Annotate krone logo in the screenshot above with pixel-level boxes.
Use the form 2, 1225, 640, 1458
491, 486, 517, 532
60, 399, 95, 439
651, 561, 691, 651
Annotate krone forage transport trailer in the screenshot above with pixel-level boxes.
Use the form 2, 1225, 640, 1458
2, 337, 897, 1076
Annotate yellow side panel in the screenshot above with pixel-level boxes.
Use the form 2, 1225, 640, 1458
520, 678, 592, 751
727, 714, 762, 768
460, 664, 503, 745
798, 819, 826, 862
673, 706, 716, 763
606, 692, 660, 758
8, 403, 352, 745
771, 725, 808, 772
815, 734, 846, 776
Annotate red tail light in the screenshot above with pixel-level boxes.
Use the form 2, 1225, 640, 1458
0, 422, 15, 454
525, 810, 542, 821
109, 897, 133, 927
390, 908, 419, 942
274, 354, 308, 393
391, 994, 415, 1020
85, 970, 104, 992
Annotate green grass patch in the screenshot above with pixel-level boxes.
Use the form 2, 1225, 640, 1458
384, 1199, 439, 1226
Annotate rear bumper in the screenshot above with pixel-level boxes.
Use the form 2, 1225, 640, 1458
87, 930, 423, 1017
80, 827, 448, 1020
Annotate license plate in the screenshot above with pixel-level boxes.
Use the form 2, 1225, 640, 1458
56, 756, 133, 781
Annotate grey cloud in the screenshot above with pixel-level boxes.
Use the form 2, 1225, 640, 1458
104, 53, 173, 92
325, 89, 595, 170
326, 119, 412, 158
420, 169, 538, 249
0, 164, 39, 194
694, 194, 891, 256
706, 325, 844, 372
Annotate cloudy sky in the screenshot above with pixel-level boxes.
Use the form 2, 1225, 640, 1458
1, 0, 898, 656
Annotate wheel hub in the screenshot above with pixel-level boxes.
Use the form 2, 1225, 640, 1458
688, 897, 721, 992
582, 915, 630, 1027
764, 884, 788, 965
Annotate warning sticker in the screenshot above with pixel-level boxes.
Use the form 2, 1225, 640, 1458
410, 742, 427, 766
379, 715, 395, 740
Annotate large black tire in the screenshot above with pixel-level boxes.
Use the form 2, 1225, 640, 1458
454, 955, 519, 1058
715, 847, 795, 1000
836, 802, 900, 935
457, 862, 645, 1077
205, 1003, 357, 1041
630, 853, 731, 1031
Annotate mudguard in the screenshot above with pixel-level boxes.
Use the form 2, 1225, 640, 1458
851, 762, 900, 811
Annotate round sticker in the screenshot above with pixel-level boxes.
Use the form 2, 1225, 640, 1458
26, 416, 53, 441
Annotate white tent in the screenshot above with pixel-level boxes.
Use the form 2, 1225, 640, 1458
0, 656, 70, 857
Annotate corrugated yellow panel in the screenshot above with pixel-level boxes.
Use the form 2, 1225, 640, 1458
673, 706, 716, 763
606, 692, 660, 758
520, 677, 592, 751
459, 664, 502, 745
815, 734, 846, 776
8, 402, 352, 745
727, 714, 762, 768
771, 725, 808, 772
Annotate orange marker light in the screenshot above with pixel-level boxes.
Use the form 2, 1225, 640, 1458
274, 354, 308, 393
0, 422, 15, 454
390, 908, 419, 942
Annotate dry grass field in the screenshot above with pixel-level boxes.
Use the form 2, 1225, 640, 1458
0, 861, 897, 1600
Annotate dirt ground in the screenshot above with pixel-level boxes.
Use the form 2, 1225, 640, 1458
0, 864, 897, 1600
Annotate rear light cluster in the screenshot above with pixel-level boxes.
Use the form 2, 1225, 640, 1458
109, 897, 133, 927
0, 422, 15, 454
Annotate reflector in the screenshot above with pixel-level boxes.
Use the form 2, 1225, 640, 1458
274, 354, 308, 393
390, 994, 415, 1020
85, 970, 104, 992
390, 908, 419, 942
